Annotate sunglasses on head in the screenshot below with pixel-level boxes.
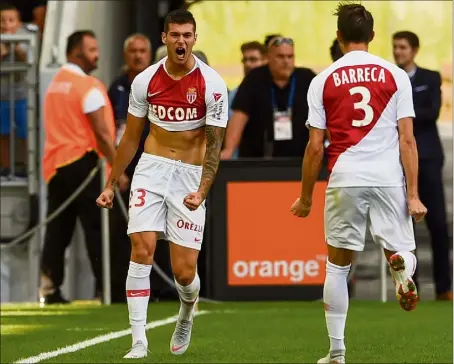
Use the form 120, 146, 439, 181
270, 37, 294, 47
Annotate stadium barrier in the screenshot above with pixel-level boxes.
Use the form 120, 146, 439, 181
0, 33, 38, 180
0, 32, 40, 301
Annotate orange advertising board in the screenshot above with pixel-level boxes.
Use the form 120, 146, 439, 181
227, 181, 328, 286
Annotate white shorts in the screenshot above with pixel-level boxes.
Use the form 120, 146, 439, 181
127, 153, 205, 251
324, 187, 415, 252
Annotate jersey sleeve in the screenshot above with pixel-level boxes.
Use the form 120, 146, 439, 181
205, 73, 228, 128
83, 87, 105, 114
127, 71, 149, 118
395, 70, 416, 120
305, 76, 327, 130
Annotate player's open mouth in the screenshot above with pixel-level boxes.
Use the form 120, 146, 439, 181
176, 47, 186, 59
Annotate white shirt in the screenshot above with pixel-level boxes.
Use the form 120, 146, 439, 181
306, 50, 415, 187
128, 55, 228, 131
63, 63, 105, 114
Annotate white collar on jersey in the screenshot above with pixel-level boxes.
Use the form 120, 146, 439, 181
161, 54, 200, 78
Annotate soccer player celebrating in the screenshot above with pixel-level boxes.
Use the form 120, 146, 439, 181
290, 3, 427, 364
96, 9, 228, 358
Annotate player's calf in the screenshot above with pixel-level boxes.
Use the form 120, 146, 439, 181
322, 260, 350, 362
125, 232, 158, 357
388, 251, 418, 311
169, 246, 200, 355
170, 272, 200, 355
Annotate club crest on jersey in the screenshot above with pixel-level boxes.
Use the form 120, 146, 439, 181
186, 87, 197, 104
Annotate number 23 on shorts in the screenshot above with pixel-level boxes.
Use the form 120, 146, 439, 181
129, 188, 147, 208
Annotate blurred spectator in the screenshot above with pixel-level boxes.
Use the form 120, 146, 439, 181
263, 34, 282, 63
330, 38, 343, 62
221, 37, 316, 159
108, 33, 151, 153
264, 34, 282, 47
40, 30, 127, 304
193, 50, 209, 65
0, 2, 33, 178
154, 44, 167, 63
226, 41, 266, 159
229, 41, 266, 118
393, 31, 452, 300
7, 0, 46, 35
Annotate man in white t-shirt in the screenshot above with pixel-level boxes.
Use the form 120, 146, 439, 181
96, 9, 228, 359
290, 4, 427, 364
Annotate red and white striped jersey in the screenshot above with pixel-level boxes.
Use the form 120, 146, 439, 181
306, 50, 415, 187
128, 55, 228, 131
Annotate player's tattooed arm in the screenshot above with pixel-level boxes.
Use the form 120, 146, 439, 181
110, 178, 118, 189
198, 125, 226, 200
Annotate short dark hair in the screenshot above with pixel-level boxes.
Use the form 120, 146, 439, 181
264, 34, 282, 47
0, 2, 18, 12
330, 38, 343, 62
240, 41, 266, 56
334, 2, 374, 44
66, 30, 96, 55
164, 9, 196, 33
393, 31, 420, 49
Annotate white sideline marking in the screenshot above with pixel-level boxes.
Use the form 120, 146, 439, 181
15, 310, 210, 363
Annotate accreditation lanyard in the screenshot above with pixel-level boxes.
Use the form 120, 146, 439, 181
271, 74, 296, 141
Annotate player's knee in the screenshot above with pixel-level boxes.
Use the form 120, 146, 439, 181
130, 233, 156, 262
173, 265, 196, 286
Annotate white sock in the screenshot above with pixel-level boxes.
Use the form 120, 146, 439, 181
396, 251, 417, 277
126, 261, 152, 346
174, 274, 200, 321
324, 260, 351, 355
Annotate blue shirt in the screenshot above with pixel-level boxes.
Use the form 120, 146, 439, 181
108, 73, 149, 178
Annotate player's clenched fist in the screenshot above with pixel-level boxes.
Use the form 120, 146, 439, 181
407, 198, 427, 223
96, 188, 115, 209
291, 198, 312, 218
184, 192, 203, 211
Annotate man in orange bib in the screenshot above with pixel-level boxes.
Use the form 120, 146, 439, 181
40, 30, 128, 304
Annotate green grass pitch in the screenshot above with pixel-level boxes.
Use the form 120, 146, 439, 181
1, 300, 452, 363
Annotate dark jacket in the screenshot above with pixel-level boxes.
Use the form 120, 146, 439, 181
411, 67, 444, 161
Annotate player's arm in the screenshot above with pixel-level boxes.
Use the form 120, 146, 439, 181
104, 76, 147, 190
300, 77, 326, 205
198, 78, 229, 200
396, 71, 419, 199
87, 107, 116, 166
301, 127, 325, 204
85, 87, 116, 165
398, 118, 418, 199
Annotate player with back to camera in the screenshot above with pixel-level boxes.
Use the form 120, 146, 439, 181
290, 3, 427, 364
96, 9, 228, 359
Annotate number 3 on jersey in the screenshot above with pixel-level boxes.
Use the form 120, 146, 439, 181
349, 86, 373, 127
129, 188, 147, 208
